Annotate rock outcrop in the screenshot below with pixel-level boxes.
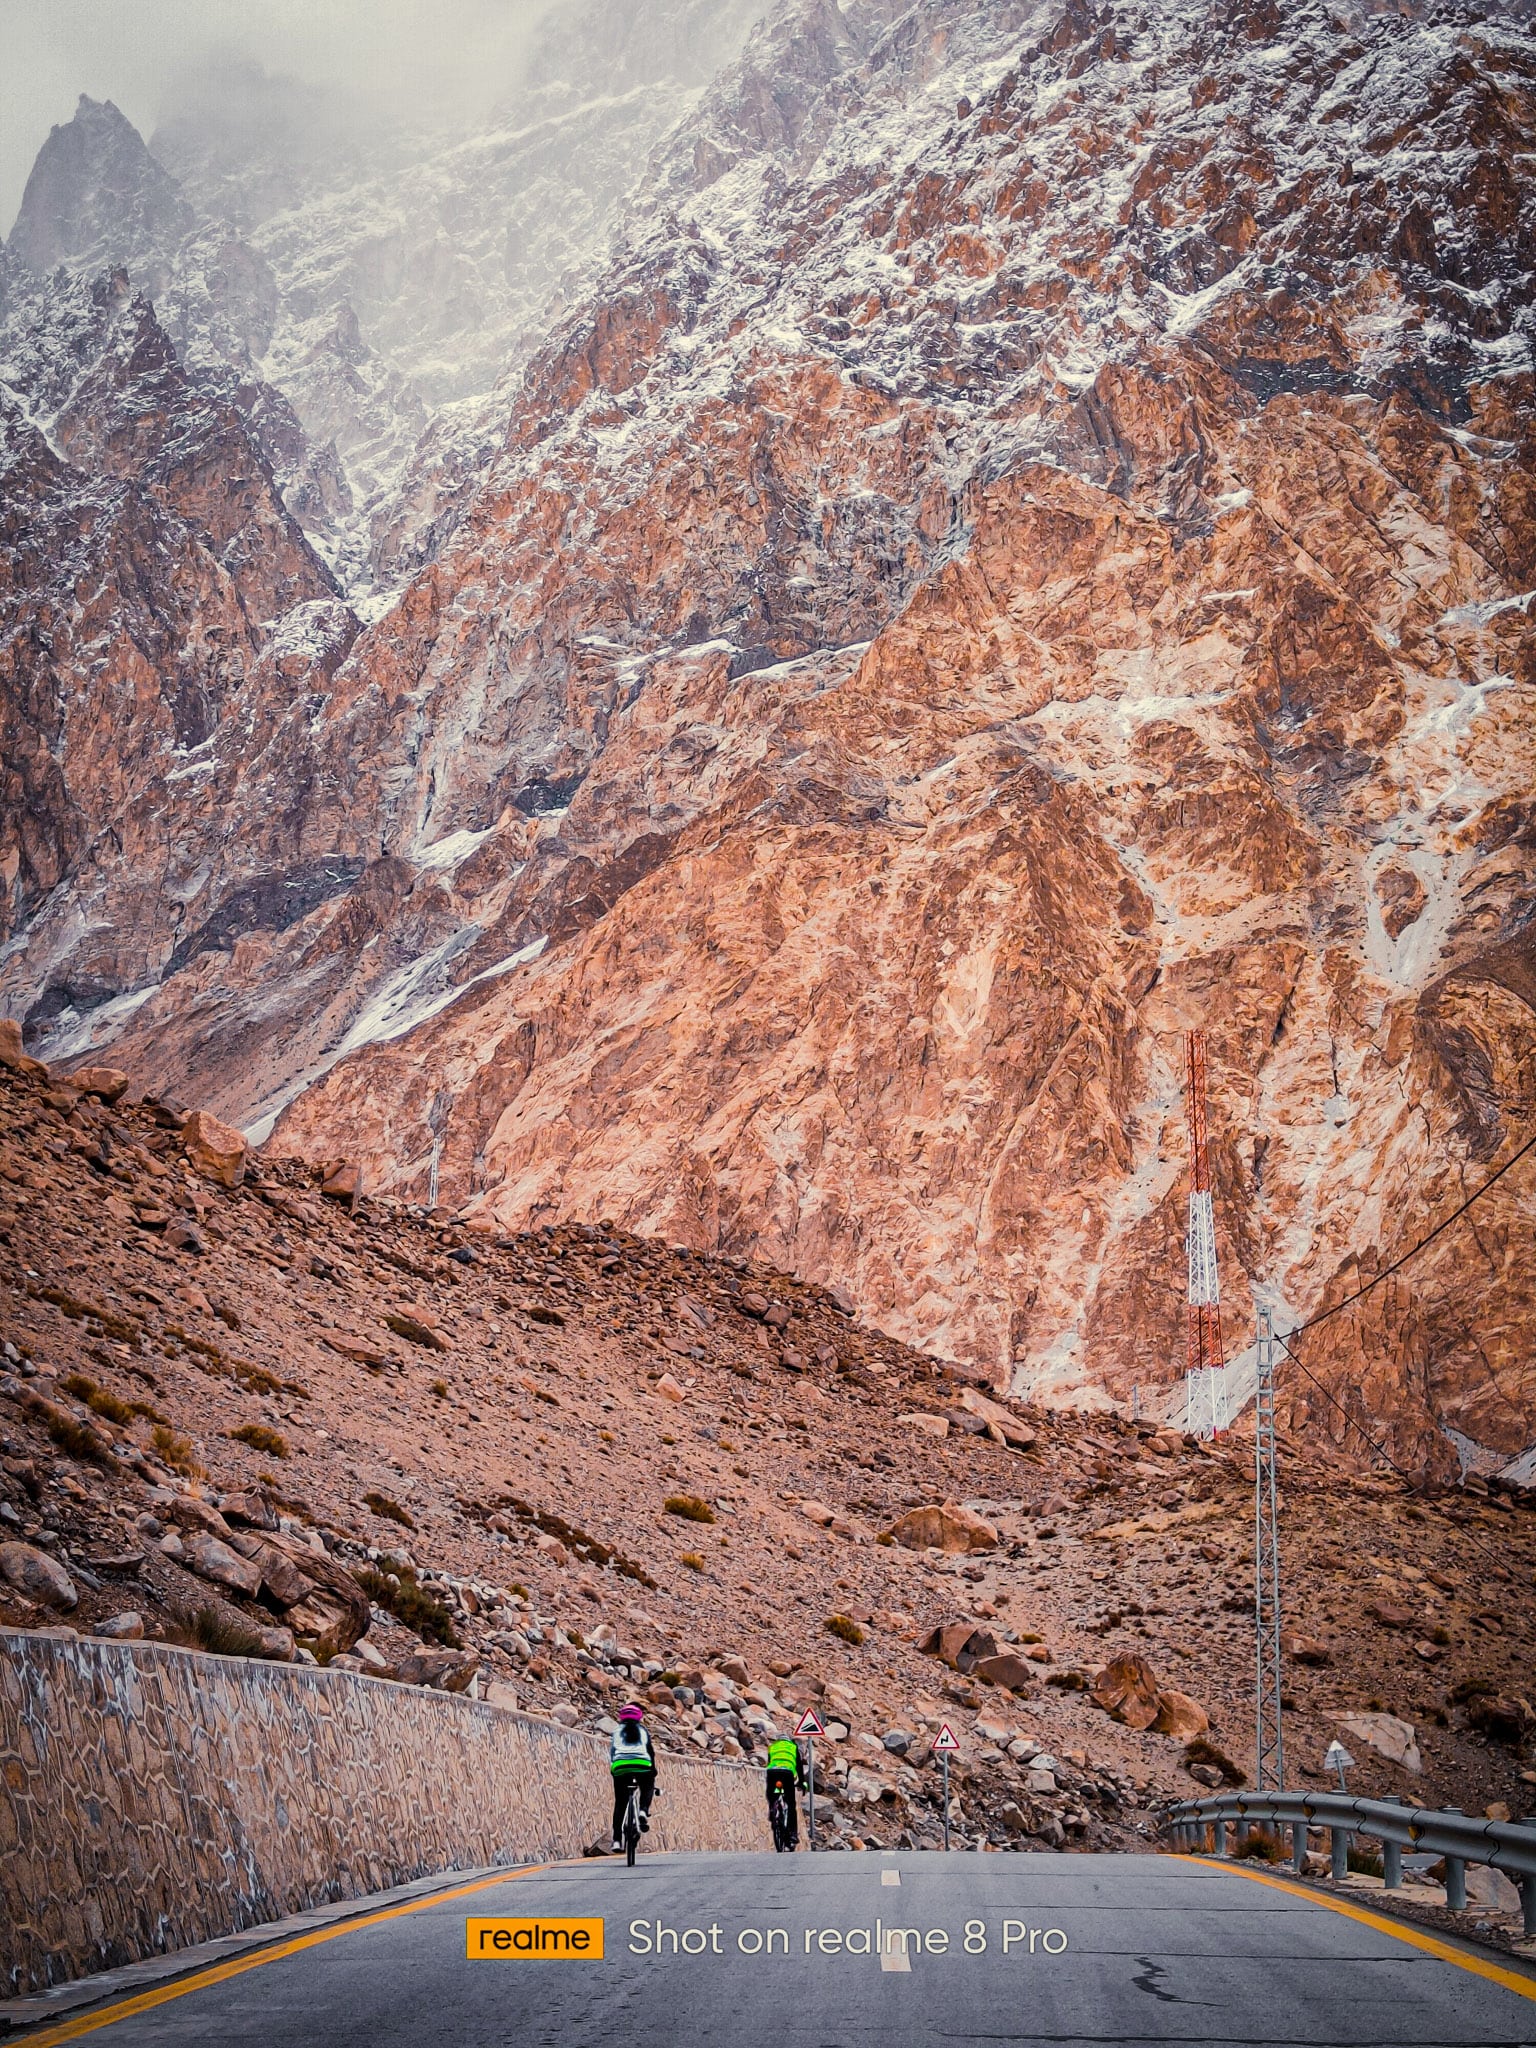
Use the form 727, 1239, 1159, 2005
2, 0, 1534, 1473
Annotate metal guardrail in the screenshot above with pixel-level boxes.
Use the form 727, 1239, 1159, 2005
1162, 1791, 1536, 1937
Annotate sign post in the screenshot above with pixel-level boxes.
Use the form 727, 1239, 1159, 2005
933, 1722, 960, 1850
795, 1707, 826, 1852
1323, 1739, 1354, 1794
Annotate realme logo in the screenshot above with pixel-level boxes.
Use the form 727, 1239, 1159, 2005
466, 1917, 604, 1959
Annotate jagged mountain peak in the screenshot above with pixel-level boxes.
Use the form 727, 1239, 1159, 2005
7, 95, 195, 290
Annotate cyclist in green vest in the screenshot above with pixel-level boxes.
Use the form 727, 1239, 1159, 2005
764, 1731, 806, 1849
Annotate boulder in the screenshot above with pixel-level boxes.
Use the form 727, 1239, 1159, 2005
0, 1019, 47, 1080
385, 1310, 447, 1351
898, 1412, 949, 1438
95, 1611, 144, 1639
182, 1531, 263, 1597
1283, 1634, 1332, 1666
654, 1372, 686, 1401
954, 1387, 1037, 1448
182, 1110, 247, 1189
163, 1496, 235, 1539
1366, 1602, 1418, 1631
885, 1501, 999, 1553
390, 1647, 481, 1692
799, 1500, 836, 1526
1466, 1694, 1535, 1745
1152, 1688, 1210, 1740
919, 1619, 987, 1668
0, 1541, 78, 1611
972, 1651, 1039, 1692
163, 1217, 207, 1255
320, 1160, 364, 1201
1091, 1651, 1162, 1731
735, 1292, 770, 1320
1338, 1712, 1421, 1774
763, 1303, 792, 1332
218, 1490, 280, 1531
250, 1543, 316, 1610
718, 1654, 750, 1685
69, 1065, 131, 1104
1465, 1864, 1524, 1916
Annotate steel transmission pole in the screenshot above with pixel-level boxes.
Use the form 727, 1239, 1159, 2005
1254, 1309, 1284, 1790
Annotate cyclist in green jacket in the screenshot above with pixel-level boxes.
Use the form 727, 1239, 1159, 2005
609, 1704, 657, 1850
764, 1732, 806, 1849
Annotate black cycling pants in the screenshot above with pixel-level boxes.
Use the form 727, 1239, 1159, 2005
766, 1768, 799, 1840
612, 1770, 656, 1837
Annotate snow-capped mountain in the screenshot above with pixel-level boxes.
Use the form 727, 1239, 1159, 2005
2, 0, 1534, 1476
4, 0, 769, 589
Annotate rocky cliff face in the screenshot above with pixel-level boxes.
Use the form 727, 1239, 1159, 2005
2, 0, 1534, 1476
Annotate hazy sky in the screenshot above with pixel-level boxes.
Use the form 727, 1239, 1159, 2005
0, 0, 561, 234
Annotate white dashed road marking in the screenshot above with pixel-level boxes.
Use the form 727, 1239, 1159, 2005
881, 1870, 900, 1887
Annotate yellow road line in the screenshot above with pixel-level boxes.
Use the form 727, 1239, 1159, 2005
1185, 1854, 1536, 2004
21, 1865, 555, 2045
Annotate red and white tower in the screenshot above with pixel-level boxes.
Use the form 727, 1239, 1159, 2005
1184, 1031, 1226, 1432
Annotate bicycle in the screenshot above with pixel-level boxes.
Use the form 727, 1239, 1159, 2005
621, 1782, 643, 1866
769, 1784, 794, 1854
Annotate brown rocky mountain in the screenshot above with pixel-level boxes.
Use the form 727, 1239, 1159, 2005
3, 1049, 1534, 1851
1, 0, 1534, 1477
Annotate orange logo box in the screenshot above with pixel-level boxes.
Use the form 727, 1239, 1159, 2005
466, 1918, 604, 1960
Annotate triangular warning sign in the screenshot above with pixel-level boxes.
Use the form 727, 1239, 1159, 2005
794, 1708, 826, 1738
932, 1722, 961, 1753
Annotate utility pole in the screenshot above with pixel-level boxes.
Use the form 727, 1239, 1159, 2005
1254, 1309, 1284, 1790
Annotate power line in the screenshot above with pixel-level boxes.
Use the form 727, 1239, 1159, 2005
1290, 1125, 1536, 1337
1274, 1325, 1522, 1591
1273, 1328, 1423, 1492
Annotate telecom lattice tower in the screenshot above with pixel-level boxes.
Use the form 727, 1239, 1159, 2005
1183, 1032, 1228, 1437
1254, 1309, 1284, 1790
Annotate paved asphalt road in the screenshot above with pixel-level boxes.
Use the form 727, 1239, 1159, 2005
29, 1851, 1536, 2048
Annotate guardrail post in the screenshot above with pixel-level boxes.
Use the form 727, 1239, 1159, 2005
1291, 1821, 1307, 1873
1382, 1837, 1401, 1890
1330, 1825, 1349, 1881
1443, 1856, 1466, 1912
1214, 1819, 1227, 1857
1520, 1875, 1536, 1940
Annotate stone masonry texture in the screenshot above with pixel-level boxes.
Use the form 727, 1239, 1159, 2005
0, 1629, 762, 1996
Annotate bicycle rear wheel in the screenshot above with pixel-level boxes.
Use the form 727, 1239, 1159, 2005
625, 1788, 640, 1866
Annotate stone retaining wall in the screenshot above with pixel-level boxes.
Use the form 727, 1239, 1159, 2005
0, 1630, 762, 1996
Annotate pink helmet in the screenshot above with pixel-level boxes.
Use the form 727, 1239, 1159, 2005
618, 1703, 645, 1722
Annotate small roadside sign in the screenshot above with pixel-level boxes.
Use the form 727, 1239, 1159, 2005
932, 1722, 961, 1753
795, 1708, 826, 1739
1324, 1739, 1354, 1790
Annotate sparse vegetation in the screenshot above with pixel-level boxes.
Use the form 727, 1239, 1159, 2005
664, 1494, 715, 1523
680, 1553, 706, 1572
1184, 1738, 1246, 1787
152, 1424, 204, 1478
1232, 1828, 1286, 1864
31, 1283, 140, 1344
228, 1422, 289, 1458
826, 1613, 864, 1646
62, 1373, 134, 1424
180, 1605, 272, 1659
431, 1379, 449, 1399
364, 1490, 416, 1529
1347, 1844, 1384, 1877
353, 1564, 459, 1647
31, 1395, 118, 1468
